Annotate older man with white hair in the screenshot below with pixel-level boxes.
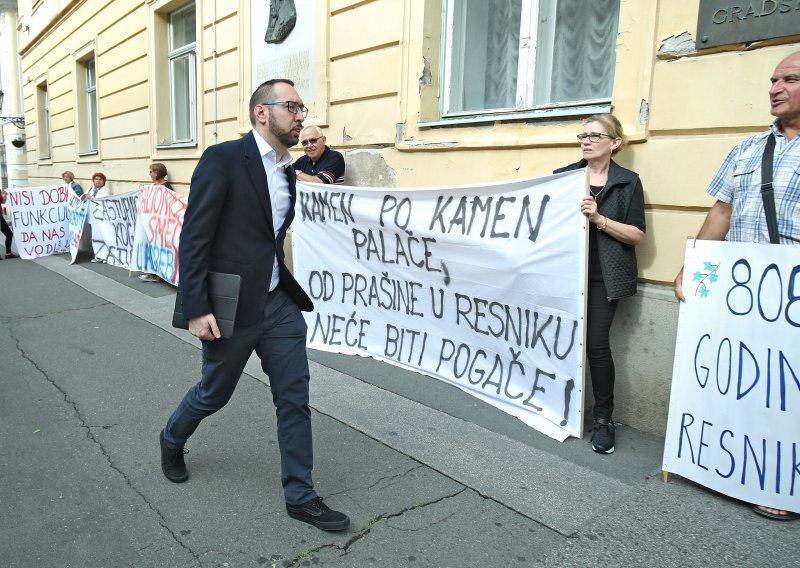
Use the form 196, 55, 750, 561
293, 125, 345, 185
674, 50, 800, 522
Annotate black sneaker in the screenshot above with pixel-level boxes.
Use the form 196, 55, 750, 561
591, 418, 615, 454
160, 429, 189, 483
286, 496, 350, 532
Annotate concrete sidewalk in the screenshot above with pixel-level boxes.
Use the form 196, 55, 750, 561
0, 255, 795, 568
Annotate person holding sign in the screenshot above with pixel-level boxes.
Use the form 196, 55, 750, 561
554, 114, 646, 454
83, 172, 111, 263
138, 163, 173, 282
82, 172, 110, 201
159, 79, 350, 532
62, 171, 83, 198
148, 162, 173, 191
673, 51, 800, 522
293, 126, 345, 185
0, 189, 17, 259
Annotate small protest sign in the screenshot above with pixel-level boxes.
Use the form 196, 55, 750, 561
87, 191, 139, 268
663, 240, 799, 513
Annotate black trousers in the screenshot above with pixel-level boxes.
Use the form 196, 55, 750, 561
1, 214, 13, 254
586, 281, 618, 421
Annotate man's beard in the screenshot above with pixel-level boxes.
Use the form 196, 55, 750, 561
268, 110, 300, 148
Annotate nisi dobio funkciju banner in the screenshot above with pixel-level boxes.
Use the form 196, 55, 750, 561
663, 240, 800, 513
292, 170, 588, 441
7, 185, 70, 259
130, 184, 187, 285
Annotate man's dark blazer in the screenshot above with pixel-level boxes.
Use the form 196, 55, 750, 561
178, 131, 313, 328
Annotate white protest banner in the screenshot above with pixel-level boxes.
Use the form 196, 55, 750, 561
67, 193, 89, 264
130, 184, 187, 285
663, 240, 800, 513
6, 185, 70, 259
87, 191, 139, 268
292, 171, 587, 441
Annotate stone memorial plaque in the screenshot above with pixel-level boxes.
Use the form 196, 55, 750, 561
696, 0, 800, 49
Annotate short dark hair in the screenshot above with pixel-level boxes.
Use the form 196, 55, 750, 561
149, 162, 168, 179
92, 172, 106, 184
248, 79, 295, 127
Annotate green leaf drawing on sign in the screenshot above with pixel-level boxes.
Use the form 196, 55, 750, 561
694, 260, 720, 299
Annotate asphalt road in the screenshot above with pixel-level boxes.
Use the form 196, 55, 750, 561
0, 254, 796, 567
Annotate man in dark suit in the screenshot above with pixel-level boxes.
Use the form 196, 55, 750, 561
160, 79, 349, 532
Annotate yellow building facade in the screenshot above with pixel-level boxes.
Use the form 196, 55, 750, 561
13, 0, 800, 434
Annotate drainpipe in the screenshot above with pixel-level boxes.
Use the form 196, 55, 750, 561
212, 0, 218, 143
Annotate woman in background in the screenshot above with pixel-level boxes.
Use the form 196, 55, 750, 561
62, 171, 83, 197
149, 162, 173, 190
83, 172, 110, 263
0, 189, 17, 259
82, 172, 110, 201
139, 163, 172, 281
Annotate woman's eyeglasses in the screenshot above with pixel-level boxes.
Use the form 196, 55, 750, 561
577, 133, 614, 143
261, 100, 309, 118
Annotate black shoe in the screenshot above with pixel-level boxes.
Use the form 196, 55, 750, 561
591, 418, 615, 454
4, 252, 17, 259
286, 496, 350, 532
160, 429, 189, 483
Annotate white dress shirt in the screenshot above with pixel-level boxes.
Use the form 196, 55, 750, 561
252, 129, 292, 291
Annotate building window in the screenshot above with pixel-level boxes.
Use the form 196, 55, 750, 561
441, 0, 620, 117
36, 82, 51, 160
75, 49, 100, 156
85, 58, 99, 152
168, 3, 196, 144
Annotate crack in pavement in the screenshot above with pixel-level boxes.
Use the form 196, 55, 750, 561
325, 464, 426, 501
9, 325, 204, 567
0, 302, 110, 323
280, 488, 468, 567
342, 487, 467, 557
364, 464, 426, 492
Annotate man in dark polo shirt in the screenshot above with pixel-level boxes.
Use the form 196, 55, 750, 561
293, 126, 345, 185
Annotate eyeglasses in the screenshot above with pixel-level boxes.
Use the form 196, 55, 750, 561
261, 100, 309, 118
301, 137, 321, 146
577, 133, 614, 143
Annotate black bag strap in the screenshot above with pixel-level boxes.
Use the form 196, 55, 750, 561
760, 133, 779, 244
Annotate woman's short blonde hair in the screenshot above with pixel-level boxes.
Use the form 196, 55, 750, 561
584, 113, 626, 154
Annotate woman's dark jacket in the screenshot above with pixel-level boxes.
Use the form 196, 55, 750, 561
553, 159, 646, 300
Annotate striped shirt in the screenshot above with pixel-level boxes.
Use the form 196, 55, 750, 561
707, 121, 800, 244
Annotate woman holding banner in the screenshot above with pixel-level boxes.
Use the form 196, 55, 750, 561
148, 162, 173, 191
138, 163, 172, 282
84, 172, 111, 263
554, 114, 646, 455
82, 172, 110, 201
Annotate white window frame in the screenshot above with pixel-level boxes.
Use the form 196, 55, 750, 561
84, 57, 99, 153
37, 81, 51, 160
167, 3, 197, 145
439, 0, 613, 122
